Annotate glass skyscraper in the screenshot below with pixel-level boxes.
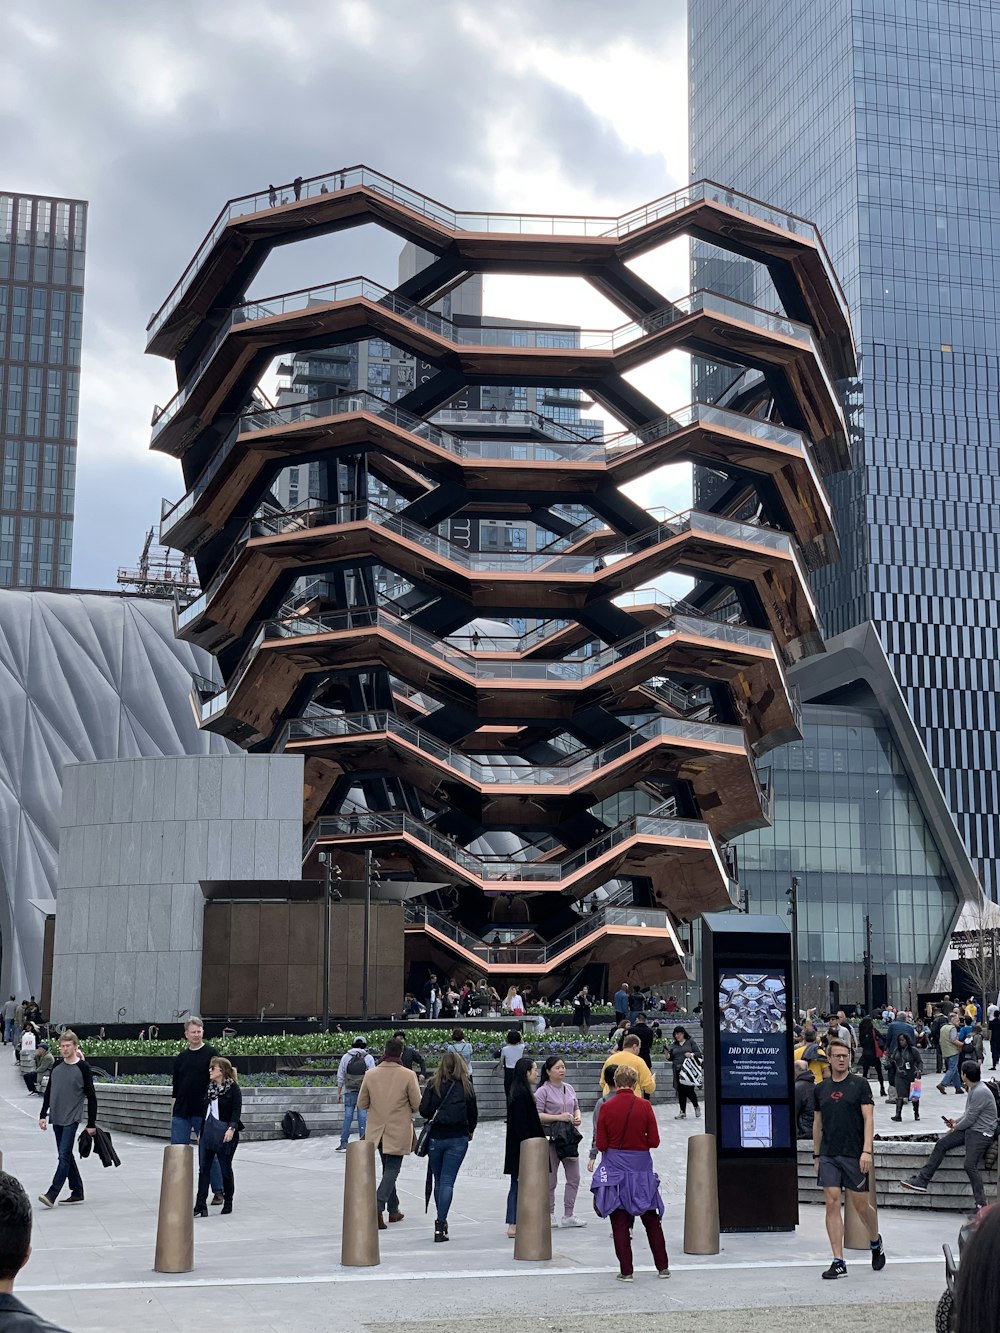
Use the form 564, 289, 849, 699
0, 193, 85, 588
689, 0, 1000, 896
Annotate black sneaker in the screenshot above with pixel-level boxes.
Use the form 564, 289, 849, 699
60, 1194, 85, 1205
900, 1178, 927, 1194
871, 1235, 886, 1271
822, 1258, 847, 1280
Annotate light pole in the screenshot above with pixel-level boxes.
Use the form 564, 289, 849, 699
785, 876, 800, 1019
362, 851, 380, 1019
863, 914, 873, 1015
317, 853, 342, 1031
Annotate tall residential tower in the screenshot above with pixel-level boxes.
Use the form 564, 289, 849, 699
0, 192, 86, 587
689, 0, 1000, 895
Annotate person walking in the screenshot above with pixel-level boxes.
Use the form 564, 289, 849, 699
938, 1011, 966, 1094
601, 1034, 655, 1099
929, 1006, 948, 1075
442, 1028, 474, 1080
424, 973, 442, 1020
503, 1056, 544, 1238
629, 1013, 655, 1069
812, 1037, 886, 1278
667, 1026, 702, 1120
613, 982, 631, 1023
17, 1028, 37, 1095
888, 1032, 921, 1121
573, 986, 592, 1030
2, 996, 16, 1045
293, 175, 303, 200
900, 1061, 998, 1212
857, 1015, 886, 1095
794, 1059, 817, 1139
418, 1050, 478, 1242
193, 1057, 243, 1217
336, 1037, 375, 1151
357, 1037, 421, 1229
170, 1017, 224, 1204
534, 1057, 586, 1229
37, 1030, 97, 1208
988, 1007, 1000, 1070
590, 1063, 670, 1282
499, 1029, 526, 1100
393, 1030, 428, 1081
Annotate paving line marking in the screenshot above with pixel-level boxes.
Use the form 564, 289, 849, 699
20, 1254, 946, 1293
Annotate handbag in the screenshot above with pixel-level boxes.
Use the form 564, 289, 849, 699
415, 1079, 458, 1158
549, 1120, 583, 1160
678, 1054, 704, 1089
910, 1078, 922, 1102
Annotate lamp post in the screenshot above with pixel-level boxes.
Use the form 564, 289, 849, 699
362, 852, 380, 1019
317, 853, 342, 1031
785, 876, 800, 1020
863, 914, 874, 1015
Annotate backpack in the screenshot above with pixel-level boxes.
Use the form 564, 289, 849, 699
984, 1081, 1000, 1137
344, 1051, 369, 1091
281, 1110, 310, 1140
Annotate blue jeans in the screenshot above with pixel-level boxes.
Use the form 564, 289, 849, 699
4, 1019, 13, 1043
940, 1054, 962, 1090
47, 1123, 84, 1200
505, 1174, 519, 1225
428, 1135, 468, 1221
172, 1114, 223, 1194
195, 1116, 235, 1207
339, 1090, 367, 1147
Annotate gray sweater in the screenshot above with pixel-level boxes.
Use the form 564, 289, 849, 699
955, 1081, 999, 1137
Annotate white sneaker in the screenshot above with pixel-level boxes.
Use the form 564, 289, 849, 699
550, 1214, 558, 1228
561, 1215, 587, 1228
674, 1112, 687, 1120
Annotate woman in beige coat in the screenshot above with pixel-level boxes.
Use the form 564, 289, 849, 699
358, 1037, 422, 1228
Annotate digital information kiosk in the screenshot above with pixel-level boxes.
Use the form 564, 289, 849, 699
702, 913, 798, 1231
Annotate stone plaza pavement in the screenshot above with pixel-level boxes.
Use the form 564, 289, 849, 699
0, 1055, 970, 1333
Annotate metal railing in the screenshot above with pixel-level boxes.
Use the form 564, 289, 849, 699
150, 281, 833, 441
403, 901, 676, 965
148, 169, 849, 345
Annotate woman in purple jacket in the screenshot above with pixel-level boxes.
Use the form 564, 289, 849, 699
534, 1056, 586, 1228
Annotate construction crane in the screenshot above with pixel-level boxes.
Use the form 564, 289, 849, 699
116, 527, 200, 599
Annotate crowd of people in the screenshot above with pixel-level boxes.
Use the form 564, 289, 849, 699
399, 973, 692, 1028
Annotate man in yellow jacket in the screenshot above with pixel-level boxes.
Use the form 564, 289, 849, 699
600, 1034, 656, 1098
358, 1037, 421, 1228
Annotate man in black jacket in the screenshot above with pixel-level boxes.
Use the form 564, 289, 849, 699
0, 1170, 72, 1331
628, 1014, 655, 1069
393, 1030, 427, 1080
171, 1017, 224, 1204
37, 1031, 96, 1209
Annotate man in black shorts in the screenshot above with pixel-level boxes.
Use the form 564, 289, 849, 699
813, 1037, 886, 1278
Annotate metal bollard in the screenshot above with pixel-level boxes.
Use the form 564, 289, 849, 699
683, 1133, 720, 1254
153, 1144, 194, 1274
844, 1158, 879, 1250
341, 1140, 379, 1267
513, 1137, 552, 1262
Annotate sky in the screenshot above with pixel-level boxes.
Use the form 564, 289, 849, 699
1, 0, 690, 588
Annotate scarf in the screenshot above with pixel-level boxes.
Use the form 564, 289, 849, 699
207, 1078, 234, 1101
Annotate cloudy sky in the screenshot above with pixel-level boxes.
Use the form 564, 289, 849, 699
2, 0, 690, 587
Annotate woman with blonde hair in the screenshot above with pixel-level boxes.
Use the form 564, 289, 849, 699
591, 1063, 669, 1281
419, 1049, 478, 1242
194, 1056, 243, 1217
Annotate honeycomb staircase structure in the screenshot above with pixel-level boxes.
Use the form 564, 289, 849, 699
151, 166, 852, 995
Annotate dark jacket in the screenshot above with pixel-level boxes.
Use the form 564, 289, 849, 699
419, 1077, 479, 1139
668, 1037, 701, 1074
888, 1043, 922, 1085
400, 1044, 427, 1077
503, 1085, 543, 1175
629, 1019, 655, 1068
77, 1125, 121, 1167
0, 1292, 71, 1332
794, 1069, 816, 1138
202, 1083, 244, 1132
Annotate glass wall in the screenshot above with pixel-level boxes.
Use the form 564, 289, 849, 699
733, 705, 959, 1008
689, 0, 1000, 897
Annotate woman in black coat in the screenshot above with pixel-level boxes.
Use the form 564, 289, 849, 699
194, 1056, 243, 1217
503, 1056, 543, 1238
858, 1015, 886, 1095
